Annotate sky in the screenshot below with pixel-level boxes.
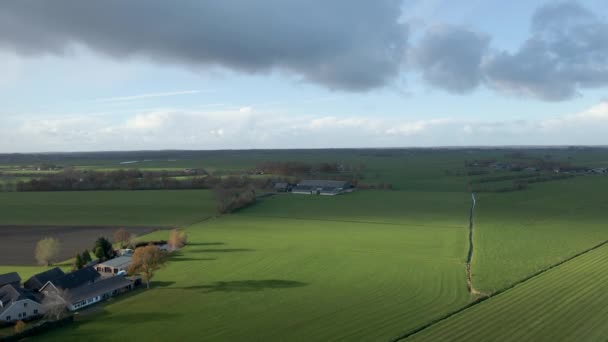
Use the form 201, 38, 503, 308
1, 0, 608, 152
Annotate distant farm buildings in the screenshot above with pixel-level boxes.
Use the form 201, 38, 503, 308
291, 180, 352, 196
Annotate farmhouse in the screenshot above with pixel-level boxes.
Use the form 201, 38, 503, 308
39, 266, 100, 295
0, 273, 21, 288
291, 180, 351, 195
24, 267, 65, 292
95, 256, 133, 277
64, 276, 134, 311
0, 284, 43, 323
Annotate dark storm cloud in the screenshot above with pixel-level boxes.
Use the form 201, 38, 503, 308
0, 0, 407, 91
410, 25, 489, 94
482, 1, 608, 101
1, 0, 607, 100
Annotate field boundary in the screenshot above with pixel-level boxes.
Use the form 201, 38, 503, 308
390, 238, 608, 342
465, 193, 476, 293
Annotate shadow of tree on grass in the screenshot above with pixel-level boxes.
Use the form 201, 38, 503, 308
188, 248, 255, 253
170, 257, 217, 262
178, 279, 308, 292
186, 242, 226, 246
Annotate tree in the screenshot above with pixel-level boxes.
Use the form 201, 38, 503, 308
81, 249, 92, 264
41, 289, 69, 320
35, 238, 60, 266
128, 245, 167, 289
73, 253, 84, 270
168, 229, 188, 251
113, 228, 131, 248
14, 320, 26, 334
94, 237, 115, 261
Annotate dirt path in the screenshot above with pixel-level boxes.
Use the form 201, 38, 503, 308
465, 193, 477, 294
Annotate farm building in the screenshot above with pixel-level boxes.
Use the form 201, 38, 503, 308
0, 273, 21, 288
39, 266, 100, 295
24, 267, 65, 292
0, 284, 43, 323
64, 276, 134, 311
273, 182, 294, 192
95, 256, 133, 277
291, 180, 351, 195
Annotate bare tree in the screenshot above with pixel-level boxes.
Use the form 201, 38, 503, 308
41, 289, 70, 321
128, 245, 167, 289
113, 228, 131, 248
35, 237, 60, 266
168, 229, 188, 251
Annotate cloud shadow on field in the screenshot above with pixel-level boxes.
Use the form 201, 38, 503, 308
177, 279, 309, 292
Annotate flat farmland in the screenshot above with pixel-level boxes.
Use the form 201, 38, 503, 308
406, 243, 608, 342
0, 190, 216, 226
40, 189, 472, 341
472, 176, 608, 292
0, 225, 166, 265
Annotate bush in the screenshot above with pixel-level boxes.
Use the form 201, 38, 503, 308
13, 321, 26, 334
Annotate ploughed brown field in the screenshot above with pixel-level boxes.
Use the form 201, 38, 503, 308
0, 225, 167, 265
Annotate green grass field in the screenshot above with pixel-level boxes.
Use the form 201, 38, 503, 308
2, 149, 608, 340
407, 243, 608, 341
0, 190, 216, 226
472, 176, 608, 292
41, 207, 470, 341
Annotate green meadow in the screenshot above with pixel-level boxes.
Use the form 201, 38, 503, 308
408, 243, 608, 342
472, 176, 608, 292
0, 190, 215, 226
1, 148, 608, 340
40, 193, 471, 341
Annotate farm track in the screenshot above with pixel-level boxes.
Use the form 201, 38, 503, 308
391, 237, 608, 342
465, 193, 476, 294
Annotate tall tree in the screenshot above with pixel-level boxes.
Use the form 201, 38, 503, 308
113, 228, 131, 248
128, 245, 167, 289
81, 249, 92, 263
73, 253, 84, 270
168, 229, 188, 251
35, 238, 60, 266
94, 237, 115, 261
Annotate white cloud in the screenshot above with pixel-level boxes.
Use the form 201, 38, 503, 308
97, 90, 205, 103
2, 102, 608, 152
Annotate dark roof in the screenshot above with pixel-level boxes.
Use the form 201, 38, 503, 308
24, 267, 65, 291
66, 276, 132, 304
298, 180, 348, 188
0, 284, 40, 309
0, 272, 21, 287
50, 267, 100, 290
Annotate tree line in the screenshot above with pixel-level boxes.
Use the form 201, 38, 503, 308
8, 169, 272, 192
